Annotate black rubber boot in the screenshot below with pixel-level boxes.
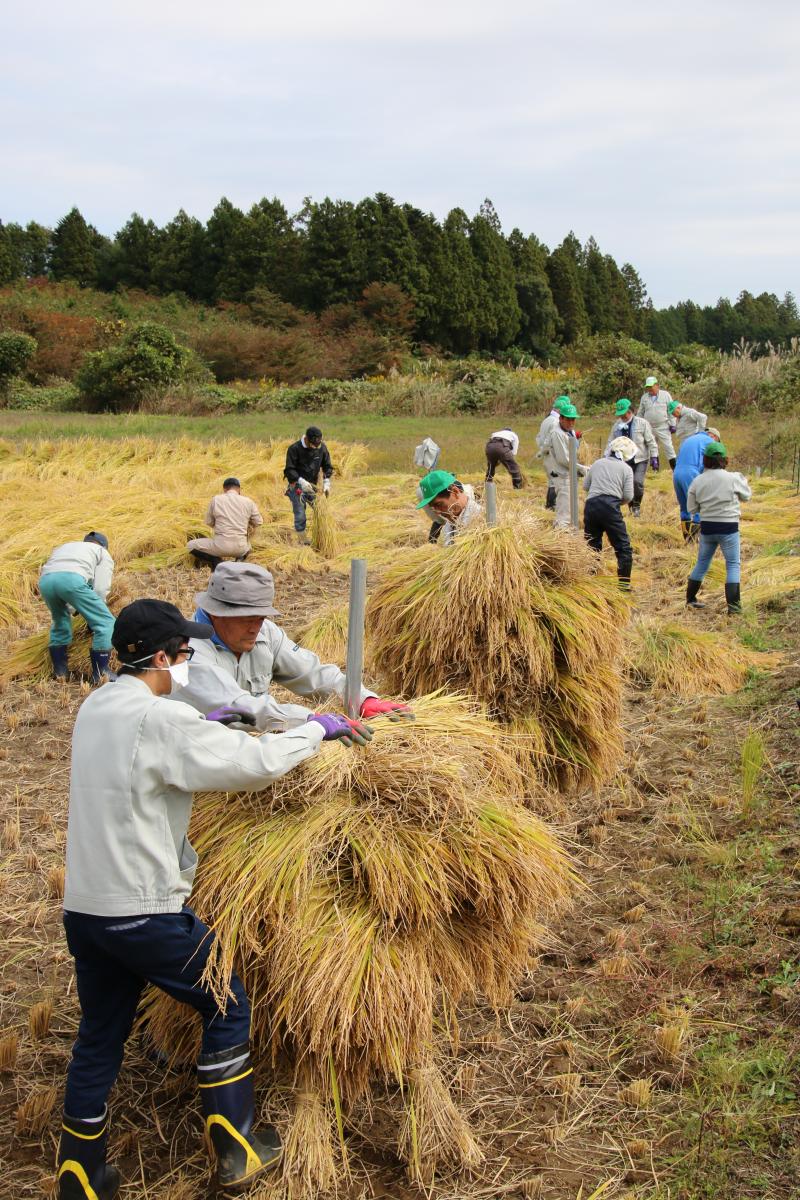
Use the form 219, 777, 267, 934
669, 456, 677, 470
58, 1108, 120, 1200
686, 578, 705, 608
89, 650, 113, 684
545, 485, 556, 511
629, 503, 641, 519
189, 549, 222, 569
198, 1044, 282, 1192
49, 645, 69, 680
725, 582, 742, 614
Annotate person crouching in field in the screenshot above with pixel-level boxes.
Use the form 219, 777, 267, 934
39, 532, 115, 683
582, 437, 636, 590
485, 427, 523, 489
57, 599, 374, 1200
187, 476, 263, 569
416, 470, 482, 545
685, 441, 752, 614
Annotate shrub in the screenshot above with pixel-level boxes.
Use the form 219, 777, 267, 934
0, 331, 37, 388
76, 322, 195, 411
570, 334, 676, 410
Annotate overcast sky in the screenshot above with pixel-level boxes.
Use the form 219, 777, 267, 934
2, 0, 798, 307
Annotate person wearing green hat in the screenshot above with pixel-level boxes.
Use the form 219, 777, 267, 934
638, 376, 677, 469
668, 399, 708, 444
685, 442, 751, 613
536, 396, 572, 510
416, 469, 481, 546
605, 398, 659, 516
540, 403, 587, 529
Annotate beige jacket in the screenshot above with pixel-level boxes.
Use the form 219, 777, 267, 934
205, 492, 263, 553
64, 674, 324, 916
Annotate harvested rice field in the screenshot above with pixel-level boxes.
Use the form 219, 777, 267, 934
1, 413, 799, 1200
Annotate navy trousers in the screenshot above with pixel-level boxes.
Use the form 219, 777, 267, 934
583, 495, 633, 580
63, 907, 250, 1118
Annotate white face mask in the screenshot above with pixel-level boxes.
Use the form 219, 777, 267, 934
167, 659, 190, 690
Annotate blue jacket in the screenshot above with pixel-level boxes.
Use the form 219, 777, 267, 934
675, 431, 713, 475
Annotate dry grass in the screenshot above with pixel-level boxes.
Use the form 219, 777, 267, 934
28, 998, 54, 1040
0, 1030, 19, 1071
295, 602, 349, 666
310, 495, 343, 559
15, 1084, 58, 1136
624, 619, 779, 696
366, 517, 630, 791
142, 693, 575, 1195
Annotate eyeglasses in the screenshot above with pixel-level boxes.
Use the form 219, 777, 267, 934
174, 646, 196, 661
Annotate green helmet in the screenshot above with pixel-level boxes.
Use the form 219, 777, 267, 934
560, 402, 579, 419
417, 469, 458, 508
554, 395, 572, 413
615, 398, 632, 416
704, 441, 727, 458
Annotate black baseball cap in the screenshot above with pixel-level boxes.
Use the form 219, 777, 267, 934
305, 426, 323, 443
112, 599, 213, 659
222, 476, 240, 488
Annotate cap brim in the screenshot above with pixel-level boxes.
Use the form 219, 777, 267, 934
184, 618, 214, 640
416, 492, 445, 509
194, 591, 280, 618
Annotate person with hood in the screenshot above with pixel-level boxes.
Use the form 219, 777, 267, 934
283, 426, 333, 544
171, 562, 413, 731
187, 477, 263, 569
56, 599, 373, 1200
541, 402, 586, 529
415, 470, 482, 546
638, 376, 677, 469
39, 532, 115, 683
669, 400, 707, 444
673, 426, 721, 540
605, 398, 659, 517
536, 395, 572, 509
685, 441, 751, 614
582, 437, 636, 589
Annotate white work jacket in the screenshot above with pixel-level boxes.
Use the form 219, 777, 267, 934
674, 406, 707, 442
64, 674, 324, 916
637, 390, 674, 435
40, 541, 114, 600
170, 615, 376, 731
545, 428, 586, 478
441, 484, 481, 546
605, 416, 658, 464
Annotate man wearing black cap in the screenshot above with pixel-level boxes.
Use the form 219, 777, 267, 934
187, 476, 263, 569
283, 427, 333, 544
39, 532, 115, 682
57, 599, 371, 1199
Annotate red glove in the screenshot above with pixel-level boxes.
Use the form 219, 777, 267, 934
359, 697, 415, 722
575, 429, 583, 439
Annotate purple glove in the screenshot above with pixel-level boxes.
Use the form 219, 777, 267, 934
307, 713, 373, 747
650, 457, 660, 471
205, 706, 256, 727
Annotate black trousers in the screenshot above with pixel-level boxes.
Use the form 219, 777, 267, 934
583, 495, 633, 580
63, 907, 251, 1118
485, 439, 523, 488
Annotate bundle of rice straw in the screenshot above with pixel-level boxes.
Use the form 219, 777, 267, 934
310, 494, 343, 559
624, 619, 779, 696
366, 519, 630, 791
142, 694, 574, 1194
295, 602, 349, 665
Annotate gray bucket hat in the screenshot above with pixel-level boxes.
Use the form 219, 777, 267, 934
195, 562, 280, 617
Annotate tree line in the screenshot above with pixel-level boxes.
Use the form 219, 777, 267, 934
0, 197, 797, 356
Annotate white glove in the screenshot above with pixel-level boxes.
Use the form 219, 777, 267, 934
323, 478, 331, 495
298, 478, 315, 495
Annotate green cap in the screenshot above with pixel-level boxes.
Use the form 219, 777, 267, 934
644, 375, 658, 387
560, 402, 579, 419
668, 400, 680, 414
554, 395, 572, 413
704, 441, 727, 457
417, 469, 457, 507
615, 398, 632, 416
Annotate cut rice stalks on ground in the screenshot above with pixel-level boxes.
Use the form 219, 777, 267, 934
624, 619, 780, 696
366, 519, 630, 791
142, 693, 575, 1197
310, 495, 343, 559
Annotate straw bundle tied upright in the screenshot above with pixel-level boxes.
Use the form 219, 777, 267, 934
366, 518, 631, 791
143, 693, 575, 1193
